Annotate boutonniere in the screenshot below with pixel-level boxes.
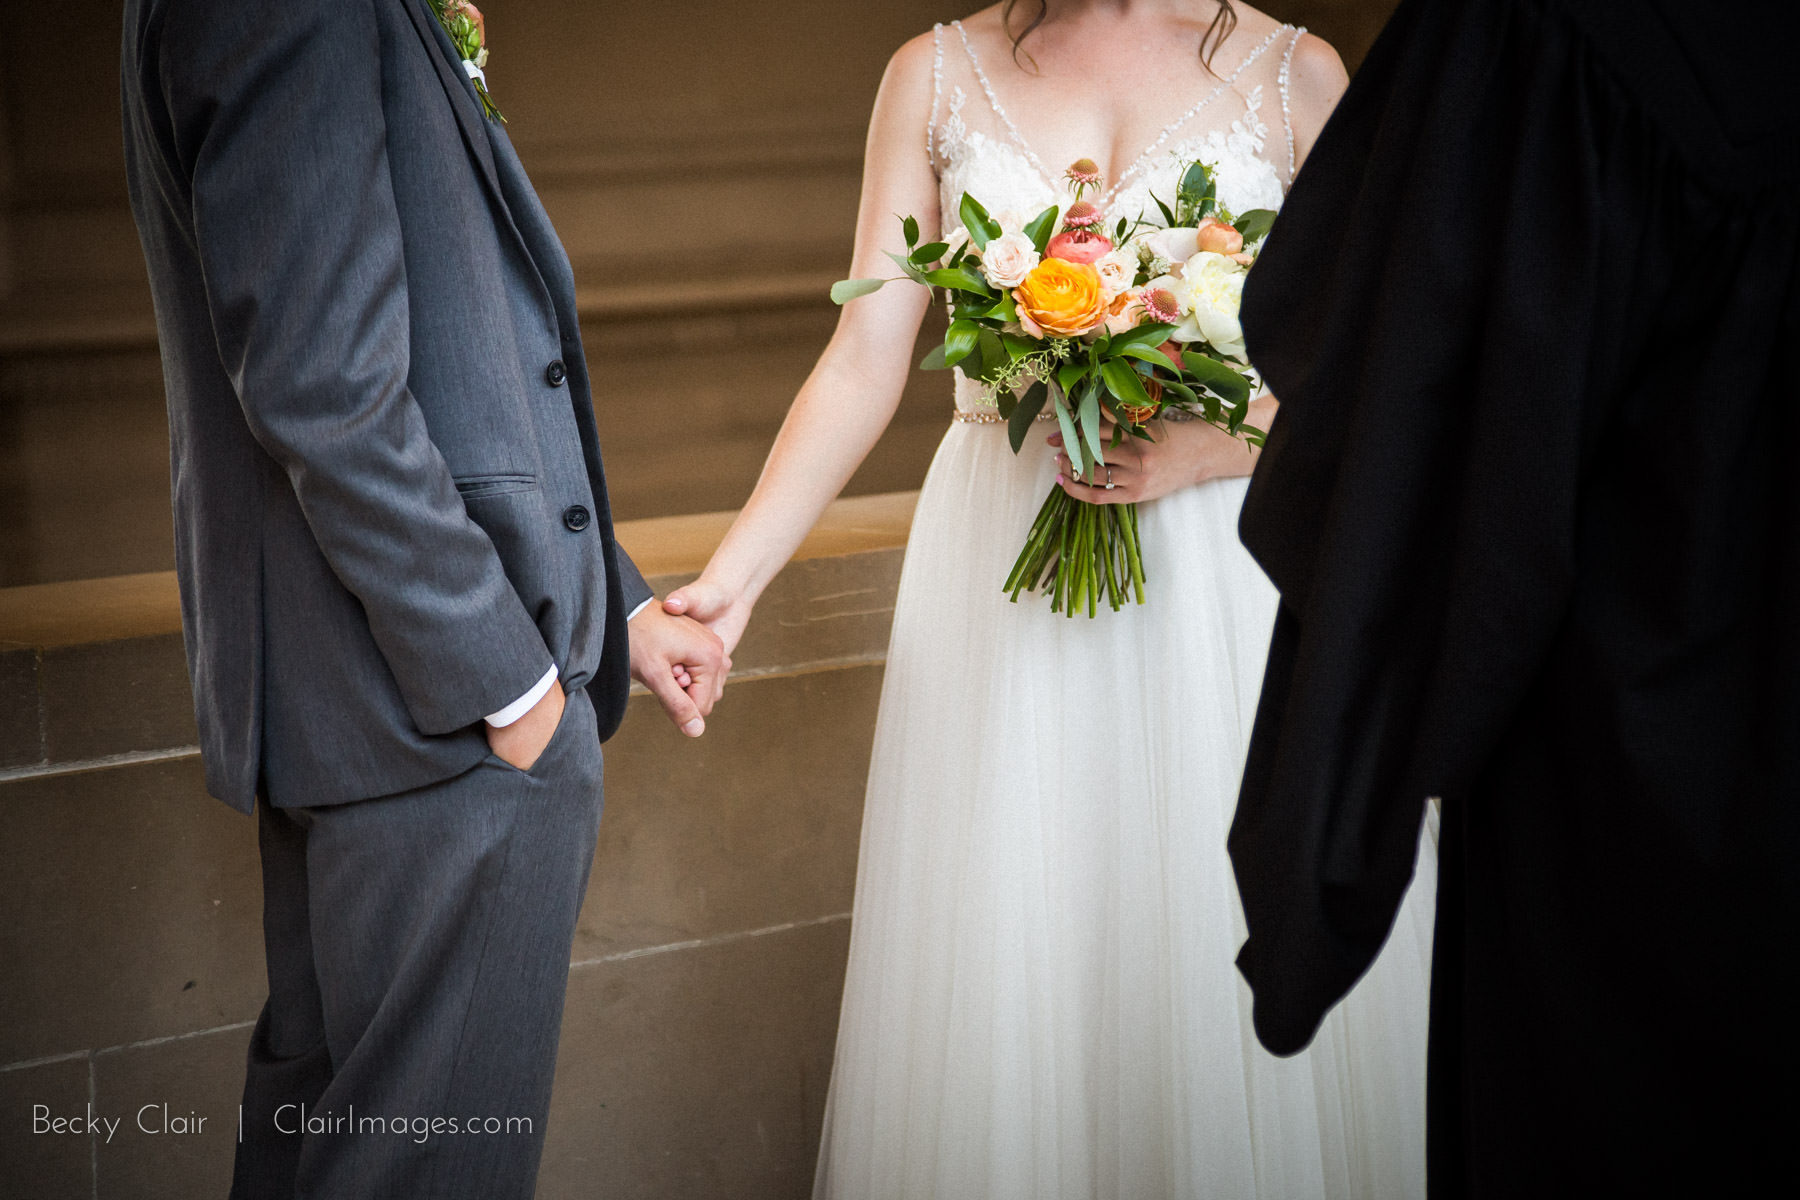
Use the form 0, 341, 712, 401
431, 0, 505, 123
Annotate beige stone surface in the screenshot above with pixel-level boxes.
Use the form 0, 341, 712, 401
91, 1023, 251, 1200
577, 664, 876, 963
0, 643, 41, 768
0, 757, 265, 1064
622, 491, 914, 582
0, 571, 182, 650
0, 1054, 94, 1200
41, 634, 198, 763
540, 918, 851, 1200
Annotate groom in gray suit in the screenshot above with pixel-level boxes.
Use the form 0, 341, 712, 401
121, 1, 729, 1195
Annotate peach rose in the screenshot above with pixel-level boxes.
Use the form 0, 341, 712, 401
1103, 291, 1145, 335
1196, 217, 1244, 256
1045, 230, 1114, 265
1015, 259, 1109, 338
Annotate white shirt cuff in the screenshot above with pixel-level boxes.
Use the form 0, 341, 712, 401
627, 596, 655, 621
485, 664, 559, 728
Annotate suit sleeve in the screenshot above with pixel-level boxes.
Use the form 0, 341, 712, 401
161, 0, 553, 735
614, 542, 654, 616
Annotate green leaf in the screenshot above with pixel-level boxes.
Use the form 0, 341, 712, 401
1233, 209, 1276, 246
884, 250, 927, 283
1056, 360, 1088, 395
919, 343, 950, 371
1077, 380, 1106, 464
974, 329, 1008, 381
902, 215, 920, 248
984, 291, 1019, 322
922, 266, 992, 293
1001, 332, 1036, 361
1179, 160, 1213, 204
1152, 193, 1177, 226
830, 277, 887, 305
1101, 359, 1153, 410
1108, 321, 1176, 351
1114, 344, 1182, 373
959, 194, 1002, 250
1008, 380, 1049, 454
1183, 354, 1253, 405
943, 320, 981, 368
909, 241, 950, 266
1023, 205, 1060, 255
1055, 394, 1085, 480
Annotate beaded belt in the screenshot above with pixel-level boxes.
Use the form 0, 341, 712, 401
951, 408, 1198, 424
952, 409, 1054, 425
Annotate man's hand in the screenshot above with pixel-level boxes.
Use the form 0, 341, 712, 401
486, 680, 566, 772
630, 604, 730, 737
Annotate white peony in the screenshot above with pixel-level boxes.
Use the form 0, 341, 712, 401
1093, 248, 1137, 299
979, 232, 1042, 289
1171, 251, 1248, 361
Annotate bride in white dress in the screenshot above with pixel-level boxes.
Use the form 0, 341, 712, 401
665, 3, 1438, 1196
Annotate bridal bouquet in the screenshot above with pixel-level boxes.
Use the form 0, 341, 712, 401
834, 158, 1272, 616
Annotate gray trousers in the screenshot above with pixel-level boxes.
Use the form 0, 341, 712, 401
230, 688, 604, 1200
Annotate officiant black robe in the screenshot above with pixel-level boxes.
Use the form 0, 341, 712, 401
1228, 0, 1799, 1193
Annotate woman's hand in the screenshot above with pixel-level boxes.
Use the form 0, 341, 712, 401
1049, 413, 1260, 504
662, 575, 756, 658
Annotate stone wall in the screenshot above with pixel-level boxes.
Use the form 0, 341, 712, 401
0, 0, 1396, 588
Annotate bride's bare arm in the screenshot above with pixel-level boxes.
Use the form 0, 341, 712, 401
663, 35, 943, 651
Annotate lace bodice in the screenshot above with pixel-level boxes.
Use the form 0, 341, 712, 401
927, 20, 1304, 412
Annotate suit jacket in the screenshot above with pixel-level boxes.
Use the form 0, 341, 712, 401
121, 0, 652, 813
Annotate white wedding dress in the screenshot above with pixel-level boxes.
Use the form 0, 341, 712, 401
815, 22, 1438, 1199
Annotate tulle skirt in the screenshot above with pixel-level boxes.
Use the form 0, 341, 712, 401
814, 419, 1437, 1199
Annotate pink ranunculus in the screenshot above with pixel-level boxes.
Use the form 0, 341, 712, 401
1196, 217, 1245, 256
1046, 230, 1113, 265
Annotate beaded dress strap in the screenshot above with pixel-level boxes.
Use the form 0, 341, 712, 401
927, 24, 946, 171
1278, 26, 1307, 186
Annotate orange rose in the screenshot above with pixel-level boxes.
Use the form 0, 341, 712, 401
1015, 259, 1109, 338
1196, 216, 1244, 255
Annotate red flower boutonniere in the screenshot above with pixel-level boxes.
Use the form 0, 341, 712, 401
431, 0, 504, 123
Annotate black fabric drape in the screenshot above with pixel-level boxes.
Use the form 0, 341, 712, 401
1230, 0, 1799, 1190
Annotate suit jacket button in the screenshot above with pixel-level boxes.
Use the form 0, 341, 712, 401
562, 505, 591, 532
545, 359, 567, 387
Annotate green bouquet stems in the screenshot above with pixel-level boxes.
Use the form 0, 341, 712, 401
1004, 484, 1149, 618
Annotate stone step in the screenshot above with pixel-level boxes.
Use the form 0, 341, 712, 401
0, 491, 915, 774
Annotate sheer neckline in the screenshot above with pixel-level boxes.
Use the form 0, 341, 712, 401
950, 20, 1291, 208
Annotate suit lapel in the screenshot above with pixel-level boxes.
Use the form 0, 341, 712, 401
401, 0, 558, 318
401, 0, 511, 232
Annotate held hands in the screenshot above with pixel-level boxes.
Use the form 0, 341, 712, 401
1050, 414, 1257, 505
660, 576, 754, 659
629, 604, 731, 737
